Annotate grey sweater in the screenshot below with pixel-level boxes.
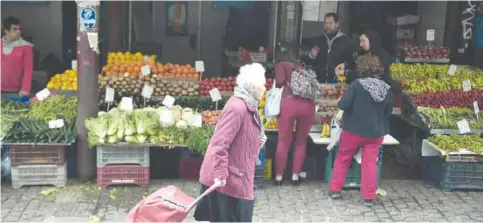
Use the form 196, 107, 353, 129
338, 78, 393, 138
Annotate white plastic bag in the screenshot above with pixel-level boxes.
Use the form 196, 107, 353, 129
264, 82, 283, 120
327, 116, 342, 151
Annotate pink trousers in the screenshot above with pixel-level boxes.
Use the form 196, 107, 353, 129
329, 131, 383, 200
275, 96, 315, 176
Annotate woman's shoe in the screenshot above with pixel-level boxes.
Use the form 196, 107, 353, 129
274, 180, 283, 186
361, 199, 373, 207
291, 178, 303, 186
328, 191, 342, 200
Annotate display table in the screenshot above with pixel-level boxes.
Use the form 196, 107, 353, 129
309, 133, 400, 146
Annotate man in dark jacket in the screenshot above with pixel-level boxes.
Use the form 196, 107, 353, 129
302, 13, 357, 83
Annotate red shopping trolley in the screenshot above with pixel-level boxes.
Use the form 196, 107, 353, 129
125, 181, 221, 222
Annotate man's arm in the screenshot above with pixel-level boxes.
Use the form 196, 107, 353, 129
20, 47, 33, 94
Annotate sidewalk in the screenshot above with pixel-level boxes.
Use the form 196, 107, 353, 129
2, 179, 482, 222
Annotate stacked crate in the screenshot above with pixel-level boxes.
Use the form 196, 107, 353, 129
10, 144, 68, 189
96, 145, 150, 188
254, 147, 266, 189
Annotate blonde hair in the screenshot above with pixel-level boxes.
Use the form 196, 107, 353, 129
236, 63, 266, 92
356, 54, 384, 77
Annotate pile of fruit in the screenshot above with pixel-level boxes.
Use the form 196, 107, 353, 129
428, 134, 483, 154
419, 107, 483, 129
403, 45, 449, 60
264, 119, 278, 129
391, 64, 467, 79
99, 74, 199, 97
198, 77, 274, 96
410, 90, 483, 108
320, 123, 331, 137
399, 75, 483, 93
47, 69, 78, 90
103, 52, 156, 77
319, 83, 346, 100
156, 63, 199, 79
202, 110, 222, 126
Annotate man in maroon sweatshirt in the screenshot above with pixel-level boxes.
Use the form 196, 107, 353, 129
1, 16, 33, 96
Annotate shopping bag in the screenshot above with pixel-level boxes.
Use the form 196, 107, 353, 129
327, 114, 342, 151
264, 82, 283, 120
125, 182, 221, 223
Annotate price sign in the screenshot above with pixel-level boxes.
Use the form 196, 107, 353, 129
71, 60, 78, 70
162, 95, 176, 108
48, 119, 64, 129
457, 119, 471, 134
141, 85, 154, 98
474, 101, 480, 114
426, 29, 435, 42
447, 64, 457, 76
105, 87, 115, 102
192, 114, 203, 128
144, 56, 150, 62
463, 80, 472, 92
315, 105, 319, 113
209, 88, 222, 102
141, 65, 151, 76
120, 97, 133, 112
195, 61, 205, 72
36, 88, 51, 101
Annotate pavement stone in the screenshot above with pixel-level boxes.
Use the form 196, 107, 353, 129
1, 179, 483, 222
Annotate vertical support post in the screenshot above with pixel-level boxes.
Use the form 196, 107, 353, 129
197, 1, 203, 59
76, 0, 100, 181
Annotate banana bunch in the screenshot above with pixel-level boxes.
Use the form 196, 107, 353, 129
337, 75, 346, 82
265, 119, 278, 129
320, 123, 330, 137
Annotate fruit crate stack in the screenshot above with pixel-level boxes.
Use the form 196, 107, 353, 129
96, 144, 150, 188
421, 135, 483, 191
9, 144, 69, 189
254, 147, 266, 189
324, 146, 383, 188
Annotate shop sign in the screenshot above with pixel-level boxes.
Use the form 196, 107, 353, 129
80, 7, 97, 31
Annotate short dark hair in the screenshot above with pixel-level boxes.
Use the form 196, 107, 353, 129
3, 16, 20, 31
356, 54, 384, 77
324, 12, 339, 23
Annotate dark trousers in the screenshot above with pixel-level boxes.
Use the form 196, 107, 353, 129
193, 184, 255, 222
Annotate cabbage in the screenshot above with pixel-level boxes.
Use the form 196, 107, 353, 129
182, 108, 194, 123
124, 119, 136, 136
85, 115, 110, 148
107, 135, 119, 144
159, 106, 174, 127
171, 105, 182, 122
125, 135, 139, 144
136, 134, 147, 143
133, 111, 159, 135
175, 120, 188, 129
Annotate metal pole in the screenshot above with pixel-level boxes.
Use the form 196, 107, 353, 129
152, 0, 156, 42
128, 0, 132, 51
197, 1, 203, 59
272, 1, 278, 63
76, 0, 100, 181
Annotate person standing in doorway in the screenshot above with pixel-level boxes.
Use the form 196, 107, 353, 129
302, 13, 357, 83
1, 16, 33, 97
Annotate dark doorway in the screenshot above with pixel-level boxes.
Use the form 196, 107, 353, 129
62, 1, 77, 70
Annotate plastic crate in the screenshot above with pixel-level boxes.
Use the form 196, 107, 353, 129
179, 149, 203, 180
422, 156, 483, 191
11, 164, 67, 189
324, 146, 383, 188
97, 145, 149, 167
10, 145, 66, 166
256, 147, 266, 169
97, 164, 149, 188
264, 159, 272, 180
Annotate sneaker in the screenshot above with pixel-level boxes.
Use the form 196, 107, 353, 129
361, 199, 373, 207
274, 180, 282, 186
328, 191, 342, 200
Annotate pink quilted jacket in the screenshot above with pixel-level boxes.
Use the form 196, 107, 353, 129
199, 96, 262, 200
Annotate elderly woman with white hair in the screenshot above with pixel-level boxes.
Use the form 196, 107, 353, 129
194, 63, 267, 222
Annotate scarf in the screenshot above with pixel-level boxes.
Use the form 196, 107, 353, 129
358, 77, 391, 103
233, 86, 266, 142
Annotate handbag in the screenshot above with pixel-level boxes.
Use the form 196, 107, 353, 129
264, 81, 283, 120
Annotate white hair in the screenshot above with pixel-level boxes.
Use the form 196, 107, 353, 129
236, 63, 266, 92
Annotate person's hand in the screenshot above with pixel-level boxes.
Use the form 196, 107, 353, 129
337, 97, 341, 103
335, 63, 345, 76
260, 134, 267, 147
19, 90, 29, 97
214, 178, 226, 188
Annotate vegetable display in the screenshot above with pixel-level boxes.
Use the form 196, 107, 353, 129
47, 69, 78, 91
25, 95, 77, 121
184, 125, 214, 155
1, 101, 29, 140
419, 107, 483, 129
3, 119, 76, 144
202, 110, 222, 126
428, 134, 483, 154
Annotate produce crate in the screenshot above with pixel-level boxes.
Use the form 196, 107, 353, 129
10, 145, 66, 166
422, 139, 483, 163
96, 145, 149, 167
264, 159, 272, 180
179, 149, 203, 180
324, 146, 383, 188
97, 164, 149, 188
254, 167, 265, 189
422, 156, 483, 191
11, 164, 67, 189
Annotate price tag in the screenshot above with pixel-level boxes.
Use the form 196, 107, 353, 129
162, 95, 176, 108
120, 97, 133, 112
195, 61, 205, 72
474, 101, 480, 114
426, 29, 435, 42
447, 64, 457, 76
141, 85, 154, 98
209, 88, 222, 102
192, 114, 202, 128
462, 80, 472, 92
141, 65, 151, 76
35, 88, 50, 101
457, 119, 471, 134
315, 105, 319, 112
143, 56, 150, 62
48, 119, 64, 129
71, 60, 78, 70
105, 87, 115, 102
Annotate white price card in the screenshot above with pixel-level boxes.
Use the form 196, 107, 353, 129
426, 29, 435, 42
71, 60, 78, 70
463, 80, 472, 92
120, 97, 133, 112
315, 105, 319, 113
162, 95, 176, 108
209, 88, 222, 102
141, 85, 154, 98
105, 87, 115, 102
192, 114, 203, 128
447, 64, 457, 76
457, 119, 471, 134
195, 61, 205, 72
474, 101, 480, 114
48, 119, 64, 129
36, 88, 50, 101
144, 55, 150, 62
141, 65, 151, 76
